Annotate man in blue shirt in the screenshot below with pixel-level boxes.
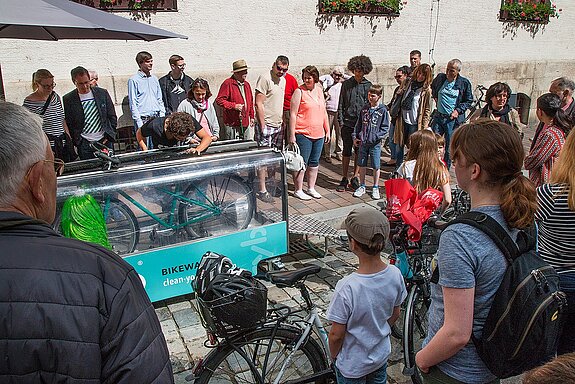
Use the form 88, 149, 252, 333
128, 51, 165, 148
431, 59, 473, 168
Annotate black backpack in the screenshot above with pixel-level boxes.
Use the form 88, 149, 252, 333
442, 212, 567, 378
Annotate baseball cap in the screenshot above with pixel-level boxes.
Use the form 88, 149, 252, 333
344, 207, 390, 245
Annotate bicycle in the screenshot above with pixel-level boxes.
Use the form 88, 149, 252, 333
188, 264, 335, 384
54, 144, 256, 254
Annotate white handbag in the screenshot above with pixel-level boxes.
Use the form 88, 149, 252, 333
283, 143, 306, 172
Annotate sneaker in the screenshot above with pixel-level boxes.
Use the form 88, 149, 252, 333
324, 156, 333, 164
306, 189, 322, 199
350, 176, 361, 190
294, 190, 312, 200
257, 191, 274, 203
372, 187, 380, 200
353, 185, 366, 198
336, 177, 348, 192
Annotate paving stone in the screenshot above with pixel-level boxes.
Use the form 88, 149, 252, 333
161, 318, 178, 334
167, 300, 192, 313
155, 306, 172, 322
172, 308, 201, 329
170, 352, 193, 374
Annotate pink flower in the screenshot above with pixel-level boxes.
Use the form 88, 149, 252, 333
521, 11, 526, 16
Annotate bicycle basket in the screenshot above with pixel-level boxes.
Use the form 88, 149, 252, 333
196, 276, 268, 338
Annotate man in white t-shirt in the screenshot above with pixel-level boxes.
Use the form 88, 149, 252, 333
63, 66, 117, 160
253, 55, 288, 203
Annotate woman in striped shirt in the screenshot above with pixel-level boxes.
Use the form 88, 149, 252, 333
524, 93, 571, 187
23, 69, 70, 158
536, 129, 575, 355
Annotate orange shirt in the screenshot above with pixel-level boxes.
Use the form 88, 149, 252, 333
294, 85, 327, 139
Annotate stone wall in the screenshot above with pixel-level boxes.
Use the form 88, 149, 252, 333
3, 0, 574, 126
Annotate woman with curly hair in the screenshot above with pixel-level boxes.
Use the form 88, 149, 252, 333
469, 82, 525, 137
524, 93, 571, 187
336, 55, 373, 192
393, 63, 433, 168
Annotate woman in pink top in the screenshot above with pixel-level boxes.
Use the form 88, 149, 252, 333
288, 66, 330, 200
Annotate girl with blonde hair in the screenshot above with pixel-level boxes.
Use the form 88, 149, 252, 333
397, 129, 452, 211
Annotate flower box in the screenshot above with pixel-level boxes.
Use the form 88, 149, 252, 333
72, 0, 177, 12
319, 0, 402, 16
499, 0, 559, 23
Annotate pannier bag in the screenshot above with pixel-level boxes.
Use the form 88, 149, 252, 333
193, 251, 268, 338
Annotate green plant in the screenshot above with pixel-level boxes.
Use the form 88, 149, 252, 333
500, 0, 561, 21
320, 0, 404, 14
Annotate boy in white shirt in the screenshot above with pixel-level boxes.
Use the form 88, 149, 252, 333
327, 207, 407, 383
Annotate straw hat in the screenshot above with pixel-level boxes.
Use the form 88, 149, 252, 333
232, 59, 249, 72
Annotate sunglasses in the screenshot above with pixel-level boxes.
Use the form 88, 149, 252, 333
276, 65, 288, 72
394, 75, 403, 79
40, 82, 56, 89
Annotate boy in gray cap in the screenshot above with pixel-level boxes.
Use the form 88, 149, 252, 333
327, 207, 406, 383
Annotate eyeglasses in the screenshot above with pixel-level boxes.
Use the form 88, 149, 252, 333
40, 82, 56, 89
45, 158, 65, 176
90, 77, 98, 82
394, 75, 403, 79
333, 73, 342, 78
276, 65, 289, 73
26, 158, 65, 178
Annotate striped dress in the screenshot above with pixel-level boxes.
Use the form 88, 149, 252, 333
524, 124, 565, 187
535, 183, 575, 274
23, 93, 66, 138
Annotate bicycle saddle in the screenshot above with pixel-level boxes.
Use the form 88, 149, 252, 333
267, 265, 321, 288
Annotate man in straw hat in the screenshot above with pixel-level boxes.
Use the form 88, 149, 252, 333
215, 59, 254, 140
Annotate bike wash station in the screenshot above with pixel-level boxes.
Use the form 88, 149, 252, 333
54, 140, 291, 302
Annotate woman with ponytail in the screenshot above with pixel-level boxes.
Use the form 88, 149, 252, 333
525, 93, 571, 187
536, 130, 575, 355
416, 119, 536, 383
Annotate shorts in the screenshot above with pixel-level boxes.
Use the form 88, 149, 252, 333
295, 134, 323, 168
357, 143, 382, 169
342, 125, 357, 157
255, 123, 284, 149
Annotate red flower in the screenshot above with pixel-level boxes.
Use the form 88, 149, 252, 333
331, 1, 337, 5
521, 11, 526, 16
533, 4, 537, 8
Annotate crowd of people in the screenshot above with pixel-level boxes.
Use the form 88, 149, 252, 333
8, 49, 575, 383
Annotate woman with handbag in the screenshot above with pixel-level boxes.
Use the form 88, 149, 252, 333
288, 65, 330, 200
393, 64, 433, 168
23, 69, 74, 162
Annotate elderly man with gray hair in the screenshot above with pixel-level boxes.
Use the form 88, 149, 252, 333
0, 102, 173, 383
320, 67, 347, 163
430, 58, 473, 168
549, 77, 575, 121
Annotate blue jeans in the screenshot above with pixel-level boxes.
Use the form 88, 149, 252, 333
358, 143, 382, 169
395, 122, 418, 167
296, 134, 323, 167
558, 272, 575, 355
336, 363, 387, 384
431, 115, 457, 168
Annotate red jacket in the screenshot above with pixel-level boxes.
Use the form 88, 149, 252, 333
215, 77, 254, 127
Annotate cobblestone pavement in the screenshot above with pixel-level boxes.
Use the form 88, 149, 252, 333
155, 236, 522, 383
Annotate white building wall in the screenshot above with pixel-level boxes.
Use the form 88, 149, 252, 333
2, 0, 574, 125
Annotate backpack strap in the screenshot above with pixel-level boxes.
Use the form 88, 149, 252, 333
447, 211, 519, 264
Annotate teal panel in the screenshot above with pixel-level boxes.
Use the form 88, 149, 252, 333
124, 222, 288, 302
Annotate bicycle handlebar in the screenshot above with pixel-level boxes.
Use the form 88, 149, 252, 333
90, 142, 120, 168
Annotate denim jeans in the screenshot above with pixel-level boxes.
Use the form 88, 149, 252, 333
336, 363, 387, 384
296, 134, 323, 167
395, 122, 418, 167
357, 143, 382, 169
388, 122, 397, 160
431, 115, 457, 168
558, 272, 575, 355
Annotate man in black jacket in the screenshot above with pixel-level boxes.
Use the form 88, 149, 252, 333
159, 54, 194, 115
63, 66, 117, 160
0, 102, 173, 383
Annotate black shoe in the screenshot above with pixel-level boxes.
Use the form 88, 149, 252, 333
336, 177, 348, 192
350, 176, 361, 190
257, 191, 274, 203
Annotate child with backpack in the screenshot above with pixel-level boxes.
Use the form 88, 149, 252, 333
327, 207, 406, 383
351, 84, 390, 200
415, 120, 563, 383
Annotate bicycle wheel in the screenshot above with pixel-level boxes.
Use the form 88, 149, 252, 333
52, 197, 139, 255
195, 326, 329, 384
403, 283, 431, 384
179, 174, 254, 239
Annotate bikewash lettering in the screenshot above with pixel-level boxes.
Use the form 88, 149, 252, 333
162, 262, 201, 276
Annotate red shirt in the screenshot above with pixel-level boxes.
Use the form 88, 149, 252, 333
283, 73, 299, 112
215, 76, 254, 127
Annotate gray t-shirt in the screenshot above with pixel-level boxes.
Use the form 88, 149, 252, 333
423, 206, 518, 383
327, 264, 406, 379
